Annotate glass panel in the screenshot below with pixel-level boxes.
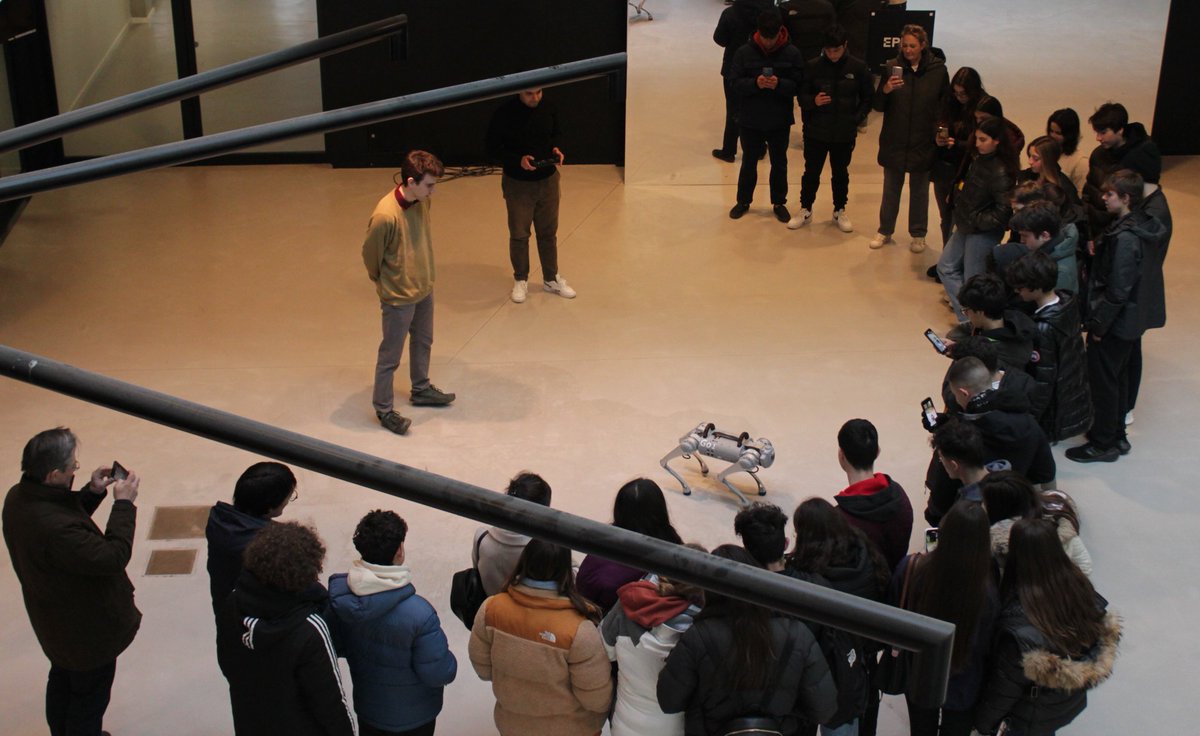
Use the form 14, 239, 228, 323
194, 0, 322, 153
47, 0, 183, 157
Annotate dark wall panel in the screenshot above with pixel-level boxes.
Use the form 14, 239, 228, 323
1152, 0, 1200, 155
317, 0, 626, 167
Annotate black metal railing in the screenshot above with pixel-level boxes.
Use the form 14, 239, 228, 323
0, 54, 626, 203
0, 345, 954, 706
0, 15, 409, 154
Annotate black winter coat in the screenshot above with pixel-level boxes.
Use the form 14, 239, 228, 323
798, 52, 873, 143
1081, 122, 1161, 235
714, 0, 774, 76
1139, 185, 1173, 260
873, 51, 948, 172
729, 34, 805, 131
779, 0, 835, 61
1029, 293, 1093, 441
1085, 210, 1167, 340
657, 613, 837, 736
216, 573, 354, 736
952, 152, 1014, 234
975, 599, 1120, 736
205, 500, 270, 613
3, 479, 142, 671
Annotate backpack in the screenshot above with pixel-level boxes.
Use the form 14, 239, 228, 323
816, 622, 870, 727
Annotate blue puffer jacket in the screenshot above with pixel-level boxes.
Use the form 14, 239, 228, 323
328, 565, 457, 732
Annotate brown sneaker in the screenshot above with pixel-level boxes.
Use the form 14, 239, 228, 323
410, 385, 456, 406
377, 411, 412, 435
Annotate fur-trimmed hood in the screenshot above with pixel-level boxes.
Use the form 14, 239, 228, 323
1021, 611, 1122, 691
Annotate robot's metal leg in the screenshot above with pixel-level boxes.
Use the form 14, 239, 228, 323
659, 446, 694, 496
714, 464, 752, 506
696, 456, 710, 476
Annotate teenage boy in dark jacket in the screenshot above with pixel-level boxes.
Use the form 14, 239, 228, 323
1006, 252, 1093, 442
1125, 175, 1172, 425
1081, 102, 1161, 240
217, 522, 354, 736
205, 461, 296, 613
712, 0, 774, 162
954, 273, 1037, 376
832, 418, 913, 572
728, 10, 805, 223
789, 25, 872, 233
1068, 170, 1167, 463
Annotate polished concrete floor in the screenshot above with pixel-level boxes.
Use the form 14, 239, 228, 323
1, 0, 1195, 734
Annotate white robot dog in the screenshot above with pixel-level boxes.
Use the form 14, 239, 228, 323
659, 422, 775, 505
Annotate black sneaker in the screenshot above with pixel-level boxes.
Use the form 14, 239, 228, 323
410, 385, 456, 406
773, 204, 791, 223
1116, 438, 1131, 456
1065, 443, 1119, 463
377, 411, 412, 435
729, 203, 750, 219
711, 148, 736, 163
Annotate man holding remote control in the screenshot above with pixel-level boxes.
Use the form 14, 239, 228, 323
486, 88, 576, 304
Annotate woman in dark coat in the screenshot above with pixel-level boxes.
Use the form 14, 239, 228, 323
933, 67, 986, 247
870, 23, 949, 253
657, 545, 837, 736
974, 519, 1120, 735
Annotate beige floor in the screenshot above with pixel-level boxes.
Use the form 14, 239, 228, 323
1, 0, 1196, 734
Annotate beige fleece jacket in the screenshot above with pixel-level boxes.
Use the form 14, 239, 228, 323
361, 190, 435, 306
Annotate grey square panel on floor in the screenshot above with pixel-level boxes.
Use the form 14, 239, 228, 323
147, 505, 210, 540
144, 549, 198, 576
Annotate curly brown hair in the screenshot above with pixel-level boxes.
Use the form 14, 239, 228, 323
399, 150, 444, 186
243, 521, 325, 593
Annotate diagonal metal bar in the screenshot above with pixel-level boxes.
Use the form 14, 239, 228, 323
0, 54, 626, 204
0, 15, 408, 154
0, 344, 953, 707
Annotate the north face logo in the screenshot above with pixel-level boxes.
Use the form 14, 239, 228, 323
846, 648, 857, 667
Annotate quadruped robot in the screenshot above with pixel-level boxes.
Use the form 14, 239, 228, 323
659, 422, 775, 506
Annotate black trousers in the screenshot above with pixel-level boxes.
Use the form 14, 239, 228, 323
1127, 338, 1143, 411
1086, 334, 1137, 448
360, 718, 437, 736
46, 660, 116, 736
719, 77, 740, 156
800, 138, 855, 210
737, 126, 790, 206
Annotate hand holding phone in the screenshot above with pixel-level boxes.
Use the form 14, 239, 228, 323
924, 328, 948, 355
111, 461, 129, 481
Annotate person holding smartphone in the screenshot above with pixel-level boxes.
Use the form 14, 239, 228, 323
870, 23, 948, 253
790, 24, 873, 233
727, 9, 805, 223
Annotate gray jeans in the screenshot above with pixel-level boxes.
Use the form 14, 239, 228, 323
877, 166, 930, 237
372, 293, 433, 414
502, 171, 560, 282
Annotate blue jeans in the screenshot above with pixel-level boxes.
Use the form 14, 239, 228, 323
821, 719, 859, 736
937, 228, 1003, 322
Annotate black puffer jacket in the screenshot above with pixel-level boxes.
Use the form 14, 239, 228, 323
798, 51, 873, 143
1085, 210, 1167, 340
729, 32, 805, 131
779, 0, 836, 61
1028, 292, 1092, 441
714, 0, 775, 76
1081, 122, 1161, 235
952, 152, 1014, 234
872, 51, 948, 172
216, 573, 354, 736
975, 599, 1120, 736
657, 613, 837, 736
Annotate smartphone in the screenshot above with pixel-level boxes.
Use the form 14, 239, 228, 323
923, 328, 948, 355
924, 527, 939, 553
921, 397, 938, 427
890, 65, 903, 79
111, 461, 129, 481
763, 66, 774, 77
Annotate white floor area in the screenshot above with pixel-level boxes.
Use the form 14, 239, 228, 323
2, 0, 1196, 734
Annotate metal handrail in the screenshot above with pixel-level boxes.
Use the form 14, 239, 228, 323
0, 54, 626, 203
0, 344, 954, 707
0, 15, 408, 154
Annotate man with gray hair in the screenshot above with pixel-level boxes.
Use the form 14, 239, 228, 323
3, 427, 142, 736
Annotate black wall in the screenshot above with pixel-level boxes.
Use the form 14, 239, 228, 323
1152, 0, 1200, 155
316, 0, 627, 168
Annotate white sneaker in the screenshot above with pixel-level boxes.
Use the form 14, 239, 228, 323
1124, 410, 1134, 426
510, 280, 528, 303
910, 237, 927, 253
786, 208, 812, 230
544, 276, 576, 299
833, 209, 854, 233
869, 233, 893, 249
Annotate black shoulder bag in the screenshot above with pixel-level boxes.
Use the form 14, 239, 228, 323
449, 532, 489, 630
